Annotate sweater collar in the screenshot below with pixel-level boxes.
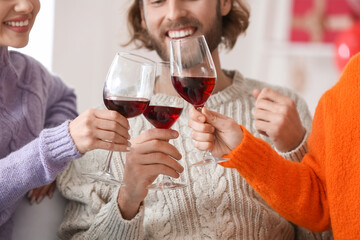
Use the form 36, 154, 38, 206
0, 46, 10, 66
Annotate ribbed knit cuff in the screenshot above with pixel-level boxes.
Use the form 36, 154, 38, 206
39, 120, 82, 176
220, 126, 272, 180
275, 130, 309, 162
95, 190, 144, 239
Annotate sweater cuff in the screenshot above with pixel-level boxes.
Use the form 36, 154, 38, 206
220, 125, 272, 179
40, 120, 82, 175
275, 130, 309, 162
98, 190, 144, 239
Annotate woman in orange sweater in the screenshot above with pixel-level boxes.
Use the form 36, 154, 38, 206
188, 53, 360, 239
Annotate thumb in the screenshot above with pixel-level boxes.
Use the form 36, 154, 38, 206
252, 89, 261, 99
201, 107, 229, 129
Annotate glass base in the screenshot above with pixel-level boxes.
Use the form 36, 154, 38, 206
147, 181, 186, 190
192, 155, 230, 167
82, 171, 125, 186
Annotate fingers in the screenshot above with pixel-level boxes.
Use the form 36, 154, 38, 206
189, 106, 206, 123
70, 109, 132, 153
27, 181, 56, 204
132, 128, 179, 145
255, 88, 295, 109
252, 89, 261, 99
133, 138, 182, 161
144, 163, 182, 179
47, 181, 56, 198
91, 125, 130, 145
140, 153, 184, 174
92, 139, 132, 152
189, 106, 229, 128
191, 130, 215, 145
194, 141, 214, 151
188, 118, 214, 134
94, 109, 130, 130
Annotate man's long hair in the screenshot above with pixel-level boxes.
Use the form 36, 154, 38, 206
125, 0, 250, 50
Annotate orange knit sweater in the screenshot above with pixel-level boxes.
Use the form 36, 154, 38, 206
221, 53, 360, 239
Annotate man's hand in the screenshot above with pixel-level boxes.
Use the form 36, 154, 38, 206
117, 128, 183, 220
252, 88, 306, 152
188, 107, 243, 158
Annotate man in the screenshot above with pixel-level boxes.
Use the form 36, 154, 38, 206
57, 0, 331, 239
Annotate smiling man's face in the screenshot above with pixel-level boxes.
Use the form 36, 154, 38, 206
141, 0, 226, 61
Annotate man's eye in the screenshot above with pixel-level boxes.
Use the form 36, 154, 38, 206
150, 0, 164, 4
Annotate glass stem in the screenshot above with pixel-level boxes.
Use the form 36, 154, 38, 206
104, 151, 114, 174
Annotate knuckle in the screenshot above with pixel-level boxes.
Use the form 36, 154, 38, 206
109, 132, 117, 141
152, 140, 163, 149
110, 110, 118, 119
208, 134, 215, 142
84, 108, 93, 116
262, 88, 271, 94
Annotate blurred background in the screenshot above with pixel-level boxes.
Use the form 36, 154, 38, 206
15, 0, 360, 115
12, 0, 360, 239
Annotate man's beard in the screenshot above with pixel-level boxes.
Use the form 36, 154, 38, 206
146, 5, 223, 61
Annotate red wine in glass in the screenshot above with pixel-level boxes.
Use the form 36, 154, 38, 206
104, 97, 150, 118
170, 35, 229, 166
171, 76, 215, 108
143, 105, 183, 129
143, 103, 186, 190
81, 51, 156, 186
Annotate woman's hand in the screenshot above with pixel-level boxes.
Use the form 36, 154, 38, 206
188, 107, 243, 158
27, 180, 56, 204
69, 109, 131, 154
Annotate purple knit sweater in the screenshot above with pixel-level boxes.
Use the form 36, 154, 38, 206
0, 46, 82, 239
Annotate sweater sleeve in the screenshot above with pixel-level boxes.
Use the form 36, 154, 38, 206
220, 100, 330, 232
41, 68, 78, 128
0, 121, 82, 220
57, 152, 145, 240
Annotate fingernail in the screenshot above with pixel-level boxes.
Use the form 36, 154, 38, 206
198, 116, 205, 122
27, 190, 33, 198
172, 131, 179, 137
126, 147, 133, 151
30, 197, 36, 205
37, 196, 44, 204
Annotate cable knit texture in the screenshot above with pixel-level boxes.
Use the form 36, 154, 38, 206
57, 70, 330, 240
0, 46, 81, 239
221, 54, 360, 239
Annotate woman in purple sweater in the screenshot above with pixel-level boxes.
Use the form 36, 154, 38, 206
0, 0, 131, 238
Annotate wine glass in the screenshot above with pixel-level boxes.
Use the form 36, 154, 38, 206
169, 35, 229, 166
82, 52, 156, 185
144, 62, 186, 190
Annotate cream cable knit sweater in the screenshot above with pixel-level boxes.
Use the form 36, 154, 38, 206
57, 71, 331, 240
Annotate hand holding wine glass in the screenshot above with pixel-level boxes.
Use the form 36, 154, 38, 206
82, 52, 156, 185
144, 62, 186, 190
170, 35, 229, 166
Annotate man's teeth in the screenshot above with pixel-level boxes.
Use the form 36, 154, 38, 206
168, 29, 194, 38
4, 20, 29, 27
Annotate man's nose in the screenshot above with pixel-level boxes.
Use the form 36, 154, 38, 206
166, 0, 188, 21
